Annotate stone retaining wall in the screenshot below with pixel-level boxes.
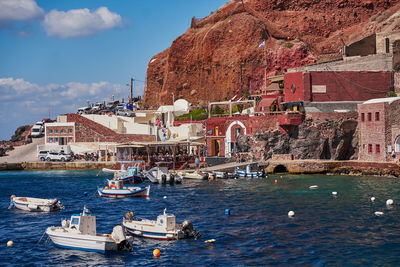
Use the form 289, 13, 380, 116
0, 162, 118, 171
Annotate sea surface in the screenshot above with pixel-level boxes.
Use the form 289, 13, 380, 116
1, 170, 400, 266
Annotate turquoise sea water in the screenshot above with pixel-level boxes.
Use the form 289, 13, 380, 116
1, 171, 400, 266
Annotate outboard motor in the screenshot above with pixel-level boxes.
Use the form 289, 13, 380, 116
182, 220, 201, 240
112, 225, 133, 252
169, 174, 175, 185
204, 172, 209, 180
161, 174, 167, 184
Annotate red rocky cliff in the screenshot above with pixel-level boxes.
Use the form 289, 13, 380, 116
143, 0, 400, 107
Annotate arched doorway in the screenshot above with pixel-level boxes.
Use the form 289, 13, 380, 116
273, 165, 288, 173
395, 136, 400, 152
225, 121, 246, 158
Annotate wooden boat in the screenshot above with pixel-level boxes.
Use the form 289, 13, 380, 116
97, 179, 150, 198
235, 165, 265, 178
46, 206, 132, 253
9, 195, 63, 212
102, 165, 144, 184
178, 170, 208, 180
123, 208, 200, 240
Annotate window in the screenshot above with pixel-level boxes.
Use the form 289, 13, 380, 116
55, 137, 59, 142
235, 128, 241, 138
376, 144, 380, 154
49, 129, 53, 134
61, 129, 66, 134
68, 129, 72, 134
361, 113, 365, 122
55, 129, 58, 133
385, 38, 390, 53
49, 138, 53, 143
375, 112, 380, 121
367, 113, 372, 121
368, 144, 373, 153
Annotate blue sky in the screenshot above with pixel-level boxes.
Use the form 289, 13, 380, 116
0, 0, 227, 140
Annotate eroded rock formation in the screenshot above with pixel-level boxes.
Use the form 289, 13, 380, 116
144, 0, 400, 107
237, 114, 358, 161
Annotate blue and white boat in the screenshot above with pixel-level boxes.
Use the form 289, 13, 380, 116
46, 206, 132, 253
123, 208, 200, 240
235, 165, 265, 178
97, 179, 150, 198
102, 165, 144, 184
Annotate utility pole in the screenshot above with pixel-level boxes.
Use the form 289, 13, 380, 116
130, 78, 134, 104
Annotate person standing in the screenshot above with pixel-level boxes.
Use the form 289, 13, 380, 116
195, 156, 200, 169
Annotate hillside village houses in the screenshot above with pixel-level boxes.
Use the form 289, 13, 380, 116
41, 30, 400, 164
43, 99, 205, 164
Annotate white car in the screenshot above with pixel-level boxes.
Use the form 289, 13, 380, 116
45, 152, 71, 162
31, 124, 43, 138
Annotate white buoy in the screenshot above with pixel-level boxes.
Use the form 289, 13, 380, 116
370, 197, 375, 202
204, 239, 216, 243
7, 240, 13, 247
374, 211, 384, 216
288, 211, 295, 218
309, 185, 318, 189
386, 199, 394, 205
332, 191, 337, 195
163, 196, 167, 199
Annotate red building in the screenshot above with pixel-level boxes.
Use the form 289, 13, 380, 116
284, 71, 391, 102
358, 97, 400, 162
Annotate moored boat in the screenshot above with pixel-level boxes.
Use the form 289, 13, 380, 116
123, 208, 200, 240
97, 179, 150, 198
145, 166, 182, 184
45, 206, 132, 253
9, 195, 64, 212
178, 170, 208, 180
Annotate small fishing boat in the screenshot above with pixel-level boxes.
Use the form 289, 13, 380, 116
145, 165, 182, 184
235, 165, 265, 178
123, 208, 200, 240
102, 165, 144, 184
178, 170, 208, 180
45, 206, 132, 253
9, 195, 64, 212
97, 179, 150, 198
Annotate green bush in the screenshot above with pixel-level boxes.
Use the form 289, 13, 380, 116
283, 42, 294, 48
212, 105, 225, 115
386, 91, 398, 97
175, 108, 208, 121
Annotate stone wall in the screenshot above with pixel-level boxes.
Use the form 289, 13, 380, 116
239, 112, 358, 161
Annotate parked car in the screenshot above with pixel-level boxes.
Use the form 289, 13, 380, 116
45, 152, 72, 162
31, 124, 44, 138
116, 109, 135, 117
91, 102, 103, 111
38, 150, 49, 161
106, 100, 119, 109
77, 106, 91, 114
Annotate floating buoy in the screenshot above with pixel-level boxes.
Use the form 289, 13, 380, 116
309, 185, 318, 189
288, 211, 295, 218
274, 180, 278, 184
96, 174, 99, 177
225, 209, 230, 215
83, 192, 88, 196
332, 192, 337, 195
7, 241, 13, 247
153, 248, 160, 257
374, 211, 384, 216
386, 199, 394, 205
371, 197, 375, 202
163, 196, 167, 199
204, 239, 216, 243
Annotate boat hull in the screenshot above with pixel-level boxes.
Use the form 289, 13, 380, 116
11, 197, 62, 212
124, 225, 183, 240
97, 186, 150, 198
46, 228, 117, 253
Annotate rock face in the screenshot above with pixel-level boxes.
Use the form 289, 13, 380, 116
144, 0, 400, 107
237, 114, 358, 161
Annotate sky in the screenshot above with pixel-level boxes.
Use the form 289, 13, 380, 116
0, 0, 228, 140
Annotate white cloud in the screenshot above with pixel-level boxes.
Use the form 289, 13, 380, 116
0, 0, 44, 22
42, 7, 123, 38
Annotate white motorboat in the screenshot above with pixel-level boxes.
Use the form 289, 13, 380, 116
123, 208, 200, 240
9, 195, 64, 212
178, 170, 208, 180
46, 206, 132, 253
145, 166, 182, 184
97, 179, 150, 198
